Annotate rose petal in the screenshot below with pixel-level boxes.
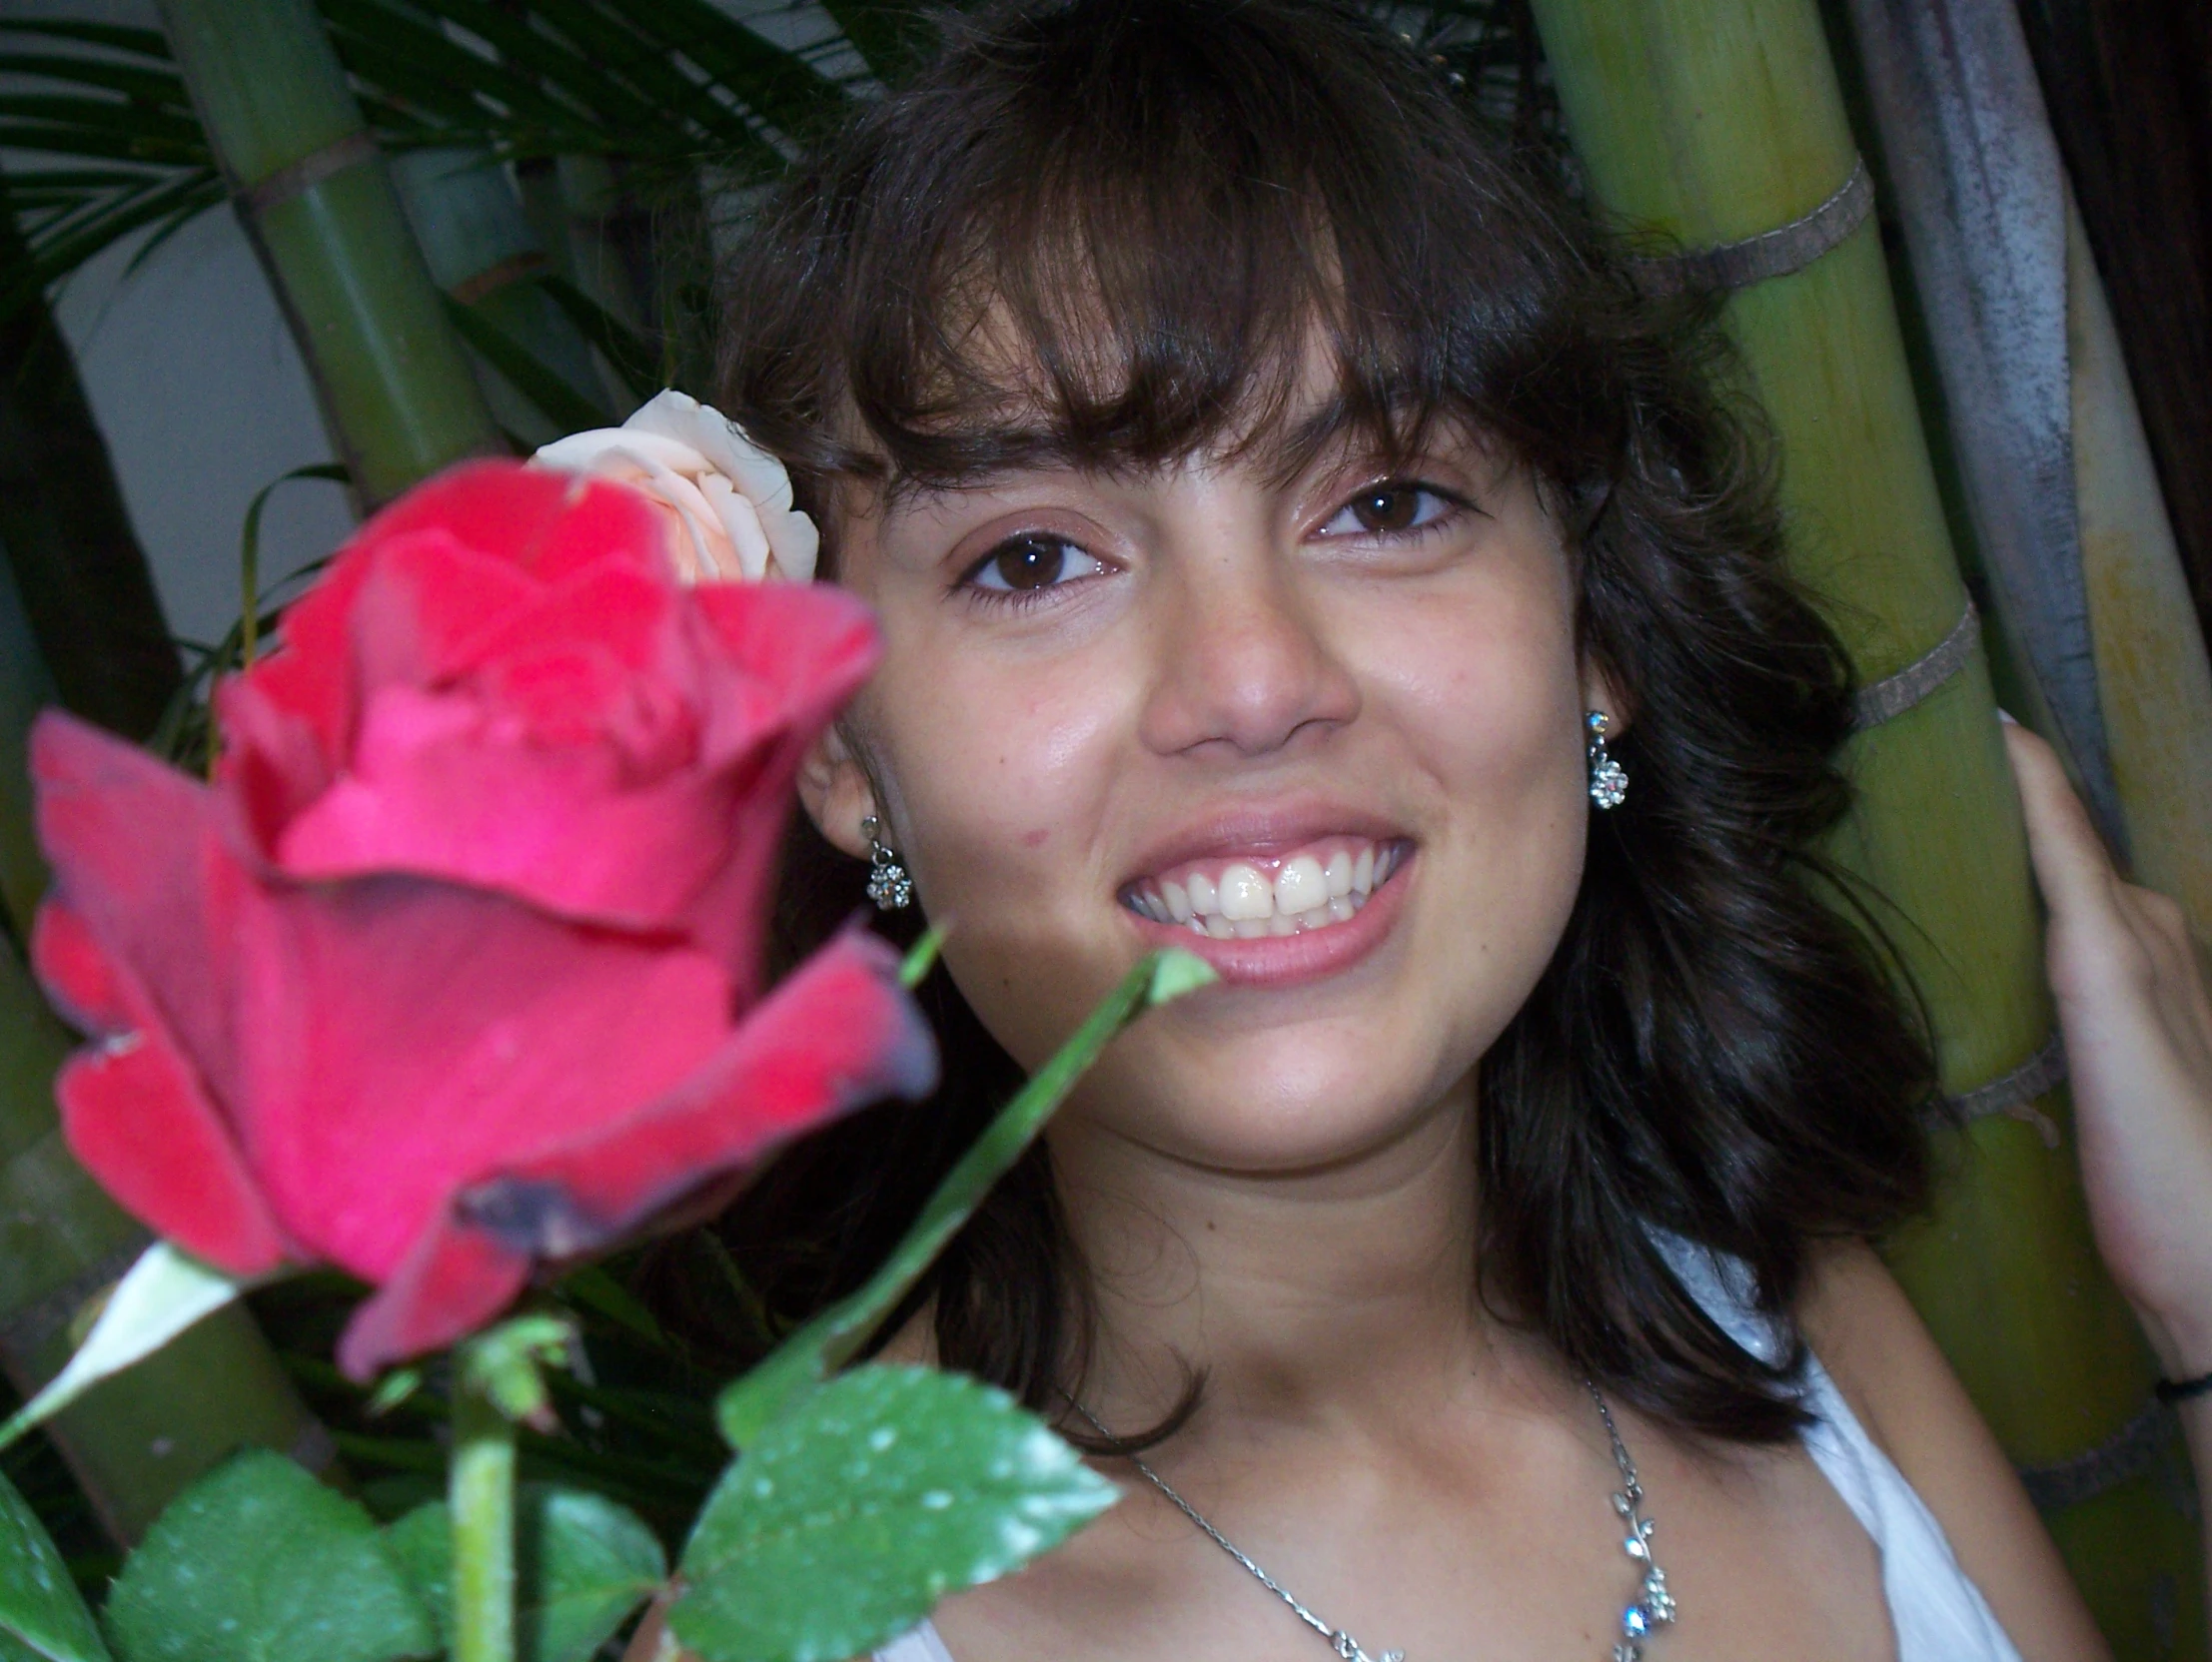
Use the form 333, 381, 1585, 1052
359, 459, 663, 589
30, 713, 244, 1101
57, 1017, 292, 1277
678, 584, 881, 983
536, 393, 819, 583
468, 926, 936, 1239
335, 1221, 528, 1381
227, 872, 737, 1280
29, 899, 127, 1034
701, 474, 772, 583
333, 927, 935, 1376
217, 462, 672, 840
34, 891, 290, 1275
275, 682, 733, 927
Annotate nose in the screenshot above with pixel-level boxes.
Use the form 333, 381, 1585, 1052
1139, 534, 1362, 760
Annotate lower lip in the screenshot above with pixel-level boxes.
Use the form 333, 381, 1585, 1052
1121, 853, 1415, 988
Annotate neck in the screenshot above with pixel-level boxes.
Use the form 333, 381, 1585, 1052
1048, 1078, 1507, 1441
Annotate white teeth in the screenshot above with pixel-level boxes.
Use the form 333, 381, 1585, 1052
1324, 849, 1353, 899
1218, 863, 1273, 921
1134, 841, 1402, 941
1273, 855, 1327, 916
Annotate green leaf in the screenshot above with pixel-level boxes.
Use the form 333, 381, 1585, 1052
0, 1243, 260, 1454
237, 464, 349, 666
1146, 945, 1217, 1005
104, 1450, 435, 1662
673, 1366, 1116, 1662
0, 1467, 108, 1662
716, 948, 1215, 1448
443, 296, 614, 435
387, 1486, 665, 1662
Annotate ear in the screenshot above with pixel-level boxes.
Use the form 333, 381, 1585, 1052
797, 721, 877, 860
1580, 658, 1634, 737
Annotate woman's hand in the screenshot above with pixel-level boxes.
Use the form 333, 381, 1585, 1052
2005, 719, 2212, 1378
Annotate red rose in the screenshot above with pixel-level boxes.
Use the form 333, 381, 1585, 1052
30, 461, 934, 1378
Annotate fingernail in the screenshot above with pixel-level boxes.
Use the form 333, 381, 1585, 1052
1996, 707, 2019, 726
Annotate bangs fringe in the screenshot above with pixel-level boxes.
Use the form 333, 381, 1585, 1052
724, 0, 1602, 508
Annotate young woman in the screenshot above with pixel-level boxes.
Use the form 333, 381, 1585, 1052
700, 3, 2212, 1658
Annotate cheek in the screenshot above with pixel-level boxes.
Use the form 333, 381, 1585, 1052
1390, 579, 1591, 991
860, 626, 1143, 1068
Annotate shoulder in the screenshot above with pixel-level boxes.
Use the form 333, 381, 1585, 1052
1795, 1242, 2111, 1662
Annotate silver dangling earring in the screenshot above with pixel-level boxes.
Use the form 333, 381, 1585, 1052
1587, 710, 1629, 809
859, 814, 913, 910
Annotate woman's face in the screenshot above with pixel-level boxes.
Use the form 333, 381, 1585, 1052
803, 415, 1608, 1173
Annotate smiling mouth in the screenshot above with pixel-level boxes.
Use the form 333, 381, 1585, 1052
1120, 836, 1412, 940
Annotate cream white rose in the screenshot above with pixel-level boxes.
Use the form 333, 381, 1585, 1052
532, 390, 819, 584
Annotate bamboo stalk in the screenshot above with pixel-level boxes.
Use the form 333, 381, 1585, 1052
156, 0, 500, 506
2067, 195, 2212, 950
390, 147, 614, 442
0, 936, 321, 1544
1523, 1, 2200, 1649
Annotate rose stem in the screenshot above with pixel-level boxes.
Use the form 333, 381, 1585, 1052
449, 1365, 518, 1662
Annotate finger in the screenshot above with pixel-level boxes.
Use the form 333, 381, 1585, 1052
2002, 720, 2119, 923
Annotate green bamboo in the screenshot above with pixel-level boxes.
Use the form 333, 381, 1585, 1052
1523, 2, 2201, 1651
0, 938, 320, 1544
390, 147, 614, 443
156, 0, 500, 506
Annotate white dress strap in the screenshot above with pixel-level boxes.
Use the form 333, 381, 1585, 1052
875, 1620, 956, 1662
1654, 1235, 2025, 1662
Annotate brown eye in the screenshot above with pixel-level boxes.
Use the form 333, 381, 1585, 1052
1350, 485, 1422, 532
992, 536, 1067, 589
965, 534, 1106, 596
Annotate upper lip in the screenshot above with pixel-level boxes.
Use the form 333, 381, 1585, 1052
1118, 797, 1413, 888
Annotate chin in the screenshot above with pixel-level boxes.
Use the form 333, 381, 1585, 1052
1068, 1009, 1484, 1176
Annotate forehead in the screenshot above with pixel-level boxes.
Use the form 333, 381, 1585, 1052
849, 297, 1464, 512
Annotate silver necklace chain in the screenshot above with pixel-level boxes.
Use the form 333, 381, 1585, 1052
1066, 1380, 1678, 1662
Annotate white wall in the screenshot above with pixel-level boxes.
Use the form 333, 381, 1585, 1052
16, 0, 352, 651
53, 208, 356, 651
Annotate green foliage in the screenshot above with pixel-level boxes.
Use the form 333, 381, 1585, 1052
103, 1451, 435, 1662
0, 1246, 255, 1456
386, 1484, 665, 1662
0, 1467, 107, 1662
0, 0, 863, 319
673, 1366, 1116, 1662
